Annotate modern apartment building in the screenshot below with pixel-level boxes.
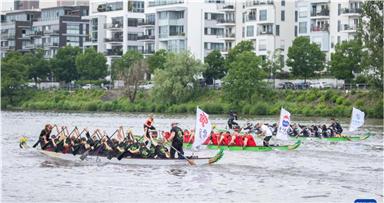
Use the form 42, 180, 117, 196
1, 10, 41, 58
84, 0, 145, 66
1, 6, 89, 58
14, 0, 39, 10
295, 0, 362, 60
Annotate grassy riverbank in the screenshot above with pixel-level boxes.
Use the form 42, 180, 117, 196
2, 89, 383, 118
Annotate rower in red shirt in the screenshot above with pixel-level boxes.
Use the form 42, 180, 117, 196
144, 114, 156, 140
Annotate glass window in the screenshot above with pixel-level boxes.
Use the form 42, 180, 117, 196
281, 10, 285, 21
299, 22, 307, 33
128, 18, 138, 27
299, 11, 307, 18
128, 33, 138, 41
276, 25, 280, 36
281, 0, 285, 6
246, 25, 254, 37
128, 1, 144, 13
259, 10, 267, 21
66, 24, 79, 34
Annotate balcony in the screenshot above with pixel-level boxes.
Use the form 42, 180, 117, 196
159, 32, 185, 39
137, 35, 155, 41
258, 30, 273, 35
43, 30, 60, 35
217, 19, 235, 26
218, 33, 236, 40
27, 31, 43, 37
341, 24, 357, 33
244, 0, 273, 8
104, 37, 123, 43
311, 9, 330, 18
341, 8, 362, 16
47, 42, 59, 47
105, 23, 123, 30
148, 0, 184, 7
217, 4, 235, 12
311, 25, 329, 32
105, 49, 123, 56
138, 20, 155, 27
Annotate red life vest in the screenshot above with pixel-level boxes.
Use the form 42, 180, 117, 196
164, 131, 171, 140
243, 134, 257, 147
183, 130, 191, 143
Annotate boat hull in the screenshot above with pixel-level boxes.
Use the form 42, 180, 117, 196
184, 141, 301, 152
292, 133, 371, 142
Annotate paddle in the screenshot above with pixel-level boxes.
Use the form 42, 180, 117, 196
54, 127, 78, 152
169, 145, 195, 166
80, 129, 118, 160
117, 130, 139, 160
71, 128, 88, 155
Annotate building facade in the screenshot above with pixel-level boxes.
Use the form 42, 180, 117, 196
14, 0, 39, 10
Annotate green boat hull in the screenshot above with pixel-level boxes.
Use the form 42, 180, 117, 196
184, 140, 301, 152
292, 133, 371, 142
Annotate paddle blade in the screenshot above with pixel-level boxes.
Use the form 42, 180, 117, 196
80, 150, 90, 160
187, 159, 196, 166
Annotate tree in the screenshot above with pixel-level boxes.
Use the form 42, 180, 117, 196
50, 46, 81, 83
266, 49, 284, 79
286, 37, 325, 81
75, 48, 108, 81
358, 1, 383, 89
152, 52, 205, 104
226, 40, 254, 65
111, 50, 143, 80
203, 50, 226, 85
223, 51, 266, 103
23, 49, 50, 83
147, 49, 167, 74
1, 52, 28, 102
330, 40, 363, 82
117, 59, 149, 102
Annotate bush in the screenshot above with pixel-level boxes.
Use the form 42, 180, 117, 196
250, 102, 269, 115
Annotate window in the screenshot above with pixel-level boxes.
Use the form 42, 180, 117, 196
338, 4, 341, 15
299, 11, 307, 18
259, 10, 267, 21
246, 25, 254, 37
128, 33, 138, 41
249, 9, 256, 21
281, 10, 285, 21
295, 26, 297, 36
276, 25, 280, 36
205, 13, 208, 20
337, 20, 341, 31
66, 36, 79, 46
299, 22, 307, 33
66, 24, 79, 34
242, 27, 245, 37
259, 39, 266, 51
128, 1, 144, 13
281, 0, 285, 6
128, 18, 138, 27
127, 46, 138, 51
295, 11, 298, 22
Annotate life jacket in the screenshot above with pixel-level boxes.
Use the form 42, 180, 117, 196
217, 132, 229, 145
183, 130, 191, 143
211, 132, 219, 145
145, 118, 153, 127
164, 131, 171, 140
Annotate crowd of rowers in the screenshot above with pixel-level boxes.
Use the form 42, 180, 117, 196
182, 115, 344, 147
37, 115, 187, 160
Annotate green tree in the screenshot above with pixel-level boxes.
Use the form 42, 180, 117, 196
152, 52, 205, 104
266, 49, 284, 79
147, 49, 167, 74
286, 37, 325, 81
23, 49, 51, 83
203, 50, 226, 85
50, 46, 81, 83
226, 40, 254, 64
111, 50, 143, 80
118, 59, 149, 102
75, 48, 108, 81
223, 51, 266, 103
358, 1, 383, 89
330, 40, 363, 82
1, 52, 28, 102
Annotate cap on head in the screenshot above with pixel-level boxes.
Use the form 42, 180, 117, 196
171, 122, 178, 126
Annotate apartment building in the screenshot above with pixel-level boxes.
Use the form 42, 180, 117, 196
0, 10, 41, 58
14, 0, 39, 10
143, 0, 227, 61
84, 0, 145, 66
295, 0, 362, 60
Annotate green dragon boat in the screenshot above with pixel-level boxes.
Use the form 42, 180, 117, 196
183, 140, 301, 152
292, 132, 371, 142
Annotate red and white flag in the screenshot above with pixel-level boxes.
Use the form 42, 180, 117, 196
192, 107, 212, 151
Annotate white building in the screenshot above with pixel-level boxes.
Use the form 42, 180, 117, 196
84, 0, 145, 66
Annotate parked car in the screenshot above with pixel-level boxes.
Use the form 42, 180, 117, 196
295, 82, 311, 89
310, 81, 333, 89
277, 82, 295, 89
82, 84, 97, 89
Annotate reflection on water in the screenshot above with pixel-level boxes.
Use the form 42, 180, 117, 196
1, 111, 383, 203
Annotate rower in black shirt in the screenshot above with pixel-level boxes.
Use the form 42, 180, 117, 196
39, 124, 53, 149
168, 122, 184, 159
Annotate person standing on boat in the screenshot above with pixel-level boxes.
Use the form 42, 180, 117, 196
144, 114, 156, 140
330, 118, 343, 136
255, 123, 273, 147
227, 111, 238, 129
168, 122, 184, 159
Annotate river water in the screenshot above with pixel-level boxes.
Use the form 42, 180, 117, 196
1, 111, 383, 203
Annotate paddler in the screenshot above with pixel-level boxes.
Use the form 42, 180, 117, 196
255, 123, 273, 147
39, 124, 54, 149
144, 114, 156, 140
330, 118, 343, 136
168, 122, 184, 159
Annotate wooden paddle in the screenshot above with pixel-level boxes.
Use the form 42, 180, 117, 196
169, 145, 195, 166
80, 129, 118, 160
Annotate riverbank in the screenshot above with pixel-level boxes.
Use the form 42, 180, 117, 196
2, 89, 382, 118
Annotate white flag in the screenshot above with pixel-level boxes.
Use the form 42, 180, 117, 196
276, 108, 291, 140
349, 107, 365, 132
192, 107, 212, 151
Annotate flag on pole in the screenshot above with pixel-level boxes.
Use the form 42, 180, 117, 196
192, 107, 212, 151
276, 108, 291, 140
349, 107, 365, 132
